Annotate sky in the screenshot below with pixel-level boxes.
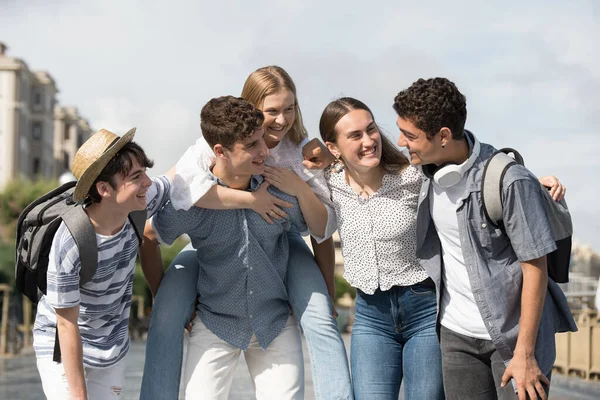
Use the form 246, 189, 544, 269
1, 0, 599, 250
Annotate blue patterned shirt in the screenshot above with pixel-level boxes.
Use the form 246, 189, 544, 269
152, 175, 307, 349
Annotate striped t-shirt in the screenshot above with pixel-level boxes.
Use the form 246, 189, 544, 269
33, 176, 170, 368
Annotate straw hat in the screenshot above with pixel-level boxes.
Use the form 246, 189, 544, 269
71, 128, 136, 202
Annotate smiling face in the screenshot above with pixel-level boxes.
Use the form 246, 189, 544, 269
396, 116, 441, 166
104, 157, 152, 212
260, 89, 296, 147
222, 127, 270, 177
327, 109, 382, 173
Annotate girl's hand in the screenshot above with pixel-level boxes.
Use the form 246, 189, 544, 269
301, 138, 335, 170
263, 166, 308, 197
250, 182, 294, 224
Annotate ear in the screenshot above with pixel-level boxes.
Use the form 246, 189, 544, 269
95, 181, 113, 198
325, 142, 341, 159
213, 144, 228, 159
439, 127, 452, 146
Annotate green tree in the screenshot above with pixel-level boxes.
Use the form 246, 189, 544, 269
133, 238, 190, 310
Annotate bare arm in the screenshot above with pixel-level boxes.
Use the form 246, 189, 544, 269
501, 255, 550, 400
311, 236, 336, 301
139, 220, 163, 298
194, 183, 294, 224
55, 305, 87, 400
263, 166, 328, 237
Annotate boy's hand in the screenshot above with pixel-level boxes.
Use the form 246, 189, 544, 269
501, 352, 549, 400
302, 138, 335, 170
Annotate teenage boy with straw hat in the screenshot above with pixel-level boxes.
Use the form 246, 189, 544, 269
33, 128, 172, 399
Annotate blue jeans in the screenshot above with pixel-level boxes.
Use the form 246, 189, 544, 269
350, 283, 444, 400
140, 231, 352, 400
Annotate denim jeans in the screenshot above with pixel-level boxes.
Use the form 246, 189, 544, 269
350, 282, 444, 400
140, 231, 352, 400
439, 325, 551, 400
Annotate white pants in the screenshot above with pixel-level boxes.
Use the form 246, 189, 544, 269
184, 315, 304, 400
36, 356, 126, 399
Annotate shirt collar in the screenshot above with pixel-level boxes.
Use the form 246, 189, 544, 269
209, 170, 265, 192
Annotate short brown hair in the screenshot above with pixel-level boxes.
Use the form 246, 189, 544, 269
200, 96, 264, 149
393, 77, 467, 140
319, 97, 409, 173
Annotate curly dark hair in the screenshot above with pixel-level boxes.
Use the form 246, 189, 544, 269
393, 77, 467, 140
200, 96, 264, 149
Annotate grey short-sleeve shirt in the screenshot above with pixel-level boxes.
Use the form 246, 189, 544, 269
416, 134, 577, 377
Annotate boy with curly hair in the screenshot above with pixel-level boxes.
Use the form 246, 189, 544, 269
394, 78, 576, 400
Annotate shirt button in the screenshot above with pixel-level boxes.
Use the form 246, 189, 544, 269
249, 314, 253, 319
482, 223, 487, 228
422, 192, 426, 197
249, 267, 253, 271
249, 290, 253, 295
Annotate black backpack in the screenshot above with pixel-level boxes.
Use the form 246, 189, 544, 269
15, 181, 147, 361
481, 148, 573, 283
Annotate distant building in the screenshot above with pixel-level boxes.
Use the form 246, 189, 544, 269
54, 106, 92, 177
571, 243, 600, 278
0, 42, 91, 190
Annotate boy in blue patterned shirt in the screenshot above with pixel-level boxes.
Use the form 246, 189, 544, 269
33, 129, 171, 400
146, 96, 317, 399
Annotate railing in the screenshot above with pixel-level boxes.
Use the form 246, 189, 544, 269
554, 309, 600, 380
0, 284, 12, 354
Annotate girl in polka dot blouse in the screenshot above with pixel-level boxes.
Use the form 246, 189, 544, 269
270, 97, 444, 399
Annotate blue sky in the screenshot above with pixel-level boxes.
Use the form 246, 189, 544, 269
2, 0, 599, 250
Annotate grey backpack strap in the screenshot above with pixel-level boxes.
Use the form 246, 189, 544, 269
128, 210, 148, 246
61, 205, 98, 285
482, 152, 518, 226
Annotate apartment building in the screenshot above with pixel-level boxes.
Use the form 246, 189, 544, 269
54, 106, 92, 178
0, 42, 91, 190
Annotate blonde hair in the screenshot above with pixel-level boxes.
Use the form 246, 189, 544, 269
241, 66, 308, 145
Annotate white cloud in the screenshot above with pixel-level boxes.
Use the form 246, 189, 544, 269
1, 0, 598, 249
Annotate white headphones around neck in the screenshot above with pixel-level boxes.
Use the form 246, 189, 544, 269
428, 132, 480, 188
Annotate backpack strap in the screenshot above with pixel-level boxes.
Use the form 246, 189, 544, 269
128, 210, 148, 246
61, 205, 98, 285
481, 151, 520, 227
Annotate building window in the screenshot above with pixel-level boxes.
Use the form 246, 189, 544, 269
63, 151, 70, 170
34, 90, 42, 106
32, 122, 42, 140
33, 158, 40, 175
77, 133, 84, 148
64, 123, 71, 140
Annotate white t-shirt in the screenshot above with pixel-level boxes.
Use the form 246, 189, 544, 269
430, 176, 491, 339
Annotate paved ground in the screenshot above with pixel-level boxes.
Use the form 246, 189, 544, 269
2, 334, 600, 399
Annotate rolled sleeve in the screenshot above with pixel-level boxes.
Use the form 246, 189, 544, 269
502, 177, 557, 262
45, 224, 81, 309
305, 172, 337, 242
146, 176, 172, 217
170, 137, 217, 211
